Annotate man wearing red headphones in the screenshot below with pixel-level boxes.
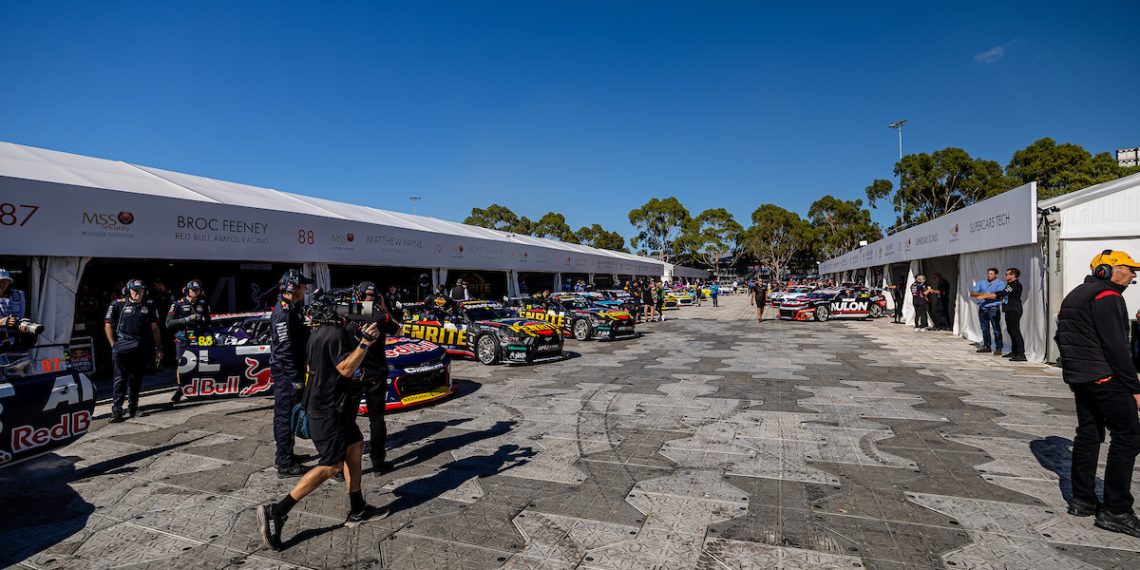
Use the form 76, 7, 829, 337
1056, 250, 1140, 537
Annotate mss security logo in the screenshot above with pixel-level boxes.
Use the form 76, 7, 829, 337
82, 211, 134, 229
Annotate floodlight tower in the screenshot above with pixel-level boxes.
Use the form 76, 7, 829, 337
409, 196, 421, 215
887, 120, 907, 160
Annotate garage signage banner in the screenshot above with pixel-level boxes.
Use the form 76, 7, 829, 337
0, 176, 662, 276
820, 182, 1038, 273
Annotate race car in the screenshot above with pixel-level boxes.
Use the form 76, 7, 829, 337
577, 291, 626, 310
597, 290, 638, 312
667, 290, 695, 307
1, 351, 96, 468
777, 288, 884, 321
177, 312, 453, 411
401, 299, 564, 365
513, 294, 636, 341
768, 285, 815, 308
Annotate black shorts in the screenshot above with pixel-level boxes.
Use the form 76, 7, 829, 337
309, 412, 364, 466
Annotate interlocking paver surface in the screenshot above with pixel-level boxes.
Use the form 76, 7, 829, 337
3, 294, 1139, 569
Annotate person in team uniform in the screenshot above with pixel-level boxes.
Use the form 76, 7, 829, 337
349, 282, 402, 476
105, 279, 162, 422
910, 275, 931, 330
166, 279, 212, 404
0, 268, 28, 351
269, 269, 313, 478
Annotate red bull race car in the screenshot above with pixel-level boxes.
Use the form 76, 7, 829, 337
400, 299, 564, 365
176, 312, 453, 411
512, 293, 636, 341
777, 288, 885, 322
0, 349, 96, 468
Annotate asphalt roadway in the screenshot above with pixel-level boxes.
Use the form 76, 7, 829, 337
2, 294, 1139, 569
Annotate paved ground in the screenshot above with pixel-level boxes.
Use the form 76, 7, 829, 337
3, 294, 1140, 569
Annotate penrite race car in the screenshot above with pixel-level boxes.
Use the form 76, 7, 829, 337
513, 294, 636, 341
400, 299, 564, 365
0, 350, 96, 468
777, 288, 885, 322
176, 312, 453, 411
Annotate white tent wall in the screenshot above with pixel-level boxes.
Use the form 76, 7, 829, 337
302, 262, 331, 292
955, 244, 1045, 361
902, 260, 920, 325
880, 264, 895, 312
1060, 238, 1140, 321
30, 256, 90, 365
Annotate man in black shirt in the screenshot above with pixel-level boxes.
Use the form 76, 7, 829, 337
257, 316, 380, 550
1055, 250, 1140, 537
104, 279, 162, 422
269, 269, 313, 477
980, 268, 1025, 361
749, 280, 766, 323
166, 280, 212, 404
910, 275, 930, 330
351, 282, 401, 476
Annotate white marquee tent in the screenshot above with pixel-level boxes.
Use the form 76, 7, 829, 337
0, 141, 704, 360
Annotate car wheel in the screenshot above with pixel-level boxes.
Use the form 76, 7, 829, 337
870, 304, 883, 318
815, 306, 831, 322
476, 335, 500, 365
572, 319, 592, 341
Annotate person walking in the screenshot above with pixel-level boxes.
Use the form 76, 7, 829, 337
970, 268, 1007, 355
1055, 250, 1140, 537
351, 282, 402, 477
888, 277, 905, 324
104, 279, 162, 422
710, 282, 720, 308
749, 280, 766, 323
641, 280, 655, 323
165, 279, 212, 404
654, 280, 666, 322
910, 275, 930, 330
269, 269, 313, 478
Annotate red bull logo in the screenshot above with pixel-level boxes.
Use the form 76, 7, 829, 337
240, 357, 273, 396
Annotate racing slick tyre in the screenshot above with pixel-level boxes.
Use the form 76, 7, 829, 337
814, 306, 831, 322
572, 318, 592, 341
476, 334, 500, 365
869, 304, 883, 319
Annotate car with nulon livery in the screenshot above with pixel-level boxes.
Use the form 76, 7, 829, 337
401, 300, 564, 365
1, 348, 96, 468
512, 294, 636, 341
768, 285, 815, 308
177, 312, 453, 411
777, 288, 884, 322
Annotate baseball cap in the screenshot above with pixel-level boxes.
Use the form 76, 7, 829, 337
0, 269, 11, 282
185, 280, 202, 291
126, 279, 146, 290
1091, 250, 1140, 271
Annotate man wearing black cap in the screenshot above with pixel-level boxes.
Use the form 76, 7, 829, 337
104, 279, 162, 422
351, 282, 401, 475
270, 269, 313, 477
166, 280, 212, 404
1056, 250, 1140, 537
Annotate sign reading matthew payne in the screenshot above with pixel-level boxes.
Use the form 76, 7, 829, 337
819, 182, 1037, 273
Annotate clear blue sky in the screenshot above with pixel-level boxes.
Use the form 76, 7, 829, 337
2, 1, 1137, 242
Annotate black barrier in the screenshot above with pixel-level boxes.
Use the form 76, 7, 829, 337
0, 366, 97, 468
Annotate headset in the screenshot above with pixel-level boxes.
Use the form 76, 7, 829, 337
182, 280, 202, 297
121, 278, 145, 297
1092, 249, 1114, 280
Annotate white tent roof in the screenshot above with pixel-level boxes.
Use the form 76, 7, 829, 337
0, 141, 697, 275
1039, 171, 1140, 240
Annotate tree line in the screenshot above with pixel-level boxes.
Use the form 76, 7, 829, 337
463, 137, 1139, 282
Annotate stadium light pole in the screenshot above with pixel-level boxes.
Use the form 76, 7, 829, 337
887, 120, 907, 160
409, 196, 421, 215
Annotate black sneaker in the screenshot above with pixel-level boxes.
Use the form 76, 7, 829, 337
1094, 510, 1140, 538
344, 504, 383, 528
993, 349, 1003, 356
256, 504, 286, 551
371, 461, 394, 477
1068, 499, 1099, 517
276, 464, 305, 478
1009, 355, 1027, 362
976, 347, 991, 353
109, 413, 125, 424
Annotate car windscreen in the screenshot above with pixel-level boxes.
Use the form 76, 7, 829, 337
463, 305, 512, 321
805, 292, 835, 300
557, 298, 590, 310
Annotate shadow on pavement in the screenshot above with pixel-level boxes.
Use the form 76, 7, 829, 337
383, 444, 536, 518
1030, 435, 1105, 503
387, 419, 518, 472
0, 436, 203, 566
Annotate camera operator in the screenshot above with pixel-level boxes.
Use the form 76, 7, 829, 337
350, 282, 401, 476
166, 280, 212, 404
270, 269, 313, 478
104, 279, 162, 422
0, 268, 28, 351
256, 303, 382, 550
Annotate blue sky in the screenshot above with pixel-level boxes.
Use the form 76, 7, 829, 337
1, 1, 1137, 242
